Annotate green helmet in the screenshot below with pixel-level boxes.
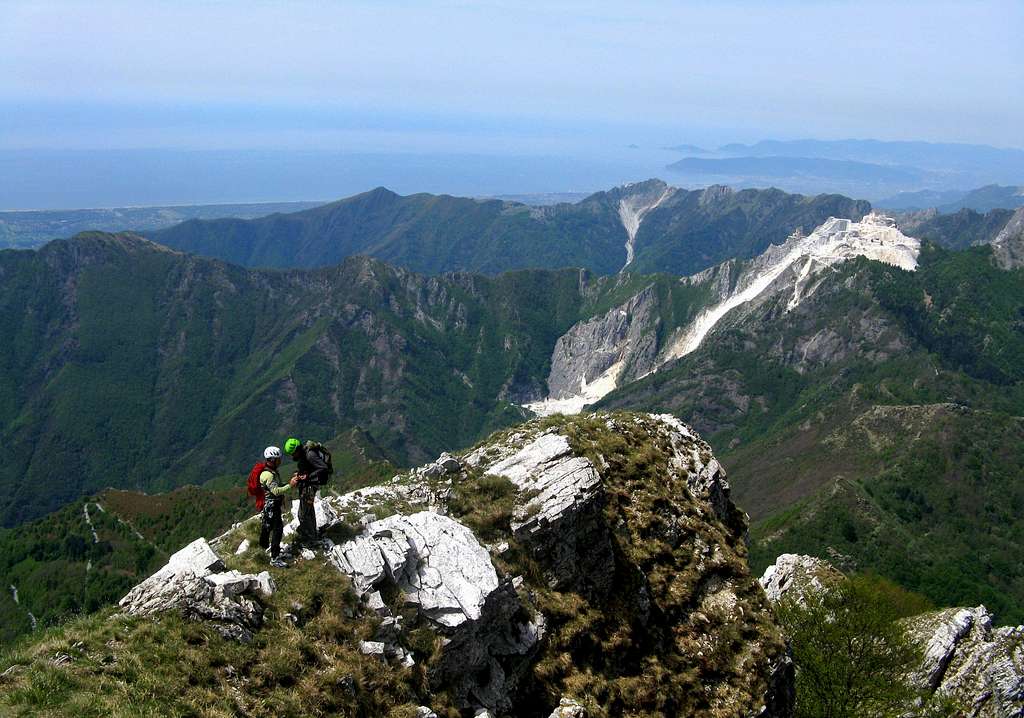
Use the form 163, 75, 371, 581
284, 437, 301, 455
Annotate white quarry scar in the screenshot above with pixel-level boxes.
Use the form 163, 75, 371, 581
619, 187, 674, 272
524, 359, 624, 416
524, 213, 919, 417
665, 214, 920, 361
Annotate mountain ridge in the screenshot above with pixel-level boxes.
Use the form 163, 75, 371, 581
0, 412, 794, 717
0, 231, 692, 525
141, 180, 870, 278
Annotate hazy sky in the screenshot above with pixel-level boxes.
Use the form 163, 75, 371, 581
2, 0, 1022, 151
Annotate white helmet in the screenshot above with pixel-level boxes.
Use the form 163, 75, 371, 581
264, 446, 282, 460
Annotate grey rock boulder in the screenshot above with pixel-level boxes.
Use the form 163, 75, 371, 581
118, 538, 272, 642
905, 605, 1024, 717
548, 697, 587, 717
283, 492, 338, 540
758, 553, 843, 604
329, 511, 499, 629
205, 569, 275, 599
422, 452, 462, 477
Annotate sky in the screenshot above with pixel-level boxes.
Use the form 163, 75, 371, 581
1, 0, 1022, 207
2, 0, 1022, 151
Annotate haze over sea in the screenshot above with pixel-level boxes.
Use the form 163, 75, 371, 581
3, 0, 1021, 209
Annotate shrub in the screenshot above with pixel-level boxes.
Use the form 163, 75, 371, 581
776, 574, 943, 718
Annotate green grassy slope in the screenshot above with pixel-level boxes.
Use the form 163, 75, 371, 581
0, 486, 249, 644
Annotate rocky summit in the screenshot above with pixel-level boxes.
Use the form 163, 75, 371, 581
6, 412, 792, 717
759, 554, 1024, 717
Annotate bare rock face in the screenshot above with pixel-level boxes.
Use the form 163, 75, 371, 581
118, 538, 274, 642
539, 285, 662, 407
329, 511, 500, 629
905, 606, 1024, 717
758, 553, 843, 604
483, 432, 611, 596
762, 553, 1024, 717
329, 510, 543, 713
992, 207, 1024, 270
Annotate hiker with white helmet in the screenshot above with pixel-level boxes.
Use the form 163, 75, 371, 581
257, 446, 298, 567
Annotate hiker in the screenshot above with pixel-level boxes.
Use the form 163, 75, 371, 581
257, 446, 298, 567
283, 437, 332, 549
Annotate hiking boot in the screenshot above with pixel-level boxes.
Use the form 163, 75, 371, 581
270, 557, 289, 568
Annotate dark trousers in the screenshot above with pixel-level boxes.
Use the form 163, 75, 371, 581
259, 500, 284, 558
296, 482, 318, 547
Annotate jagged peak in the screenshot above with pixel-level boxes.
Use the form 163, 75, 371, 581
992, 206, 1024, 269
699, 183, 735, 206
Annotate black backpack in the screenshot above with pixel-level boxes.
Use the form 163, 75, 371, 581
305, 441, 334, 485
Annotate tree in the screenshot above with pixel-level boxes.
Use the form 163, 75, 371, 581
776, 574, 935, 718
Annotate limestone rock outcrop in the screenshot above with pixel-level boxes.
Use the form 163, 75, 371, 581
323, 413, 790, 715
761, 553, 1024, 717
119, 412, 791, 716
905, 606, 1024, 717
329, 511, 500, 629
327, 498, 543, 711
758, 553, 843, 604
119, 538, 274, 642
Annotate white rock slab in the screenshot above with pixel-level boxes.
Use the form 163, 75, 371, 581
282, 493, 338, 539
484, 433, 601, 534
759, 553, 843, 604
167, 538, 225, 576
329, 512, 499, 629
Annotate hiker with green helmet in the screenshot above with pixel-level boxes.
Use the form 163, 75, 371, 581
284, 437, 333, 549
258, 446, 298, 567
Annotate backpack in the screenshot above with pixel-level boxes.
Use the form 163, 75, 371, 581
305, 442, 335, 485
247, 461, 267, 510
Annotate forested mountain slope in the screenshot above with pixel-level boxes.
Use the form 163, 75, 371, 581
0, 232, 704, 526
145, 181, 869, 277
898, 206, 1015, 250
